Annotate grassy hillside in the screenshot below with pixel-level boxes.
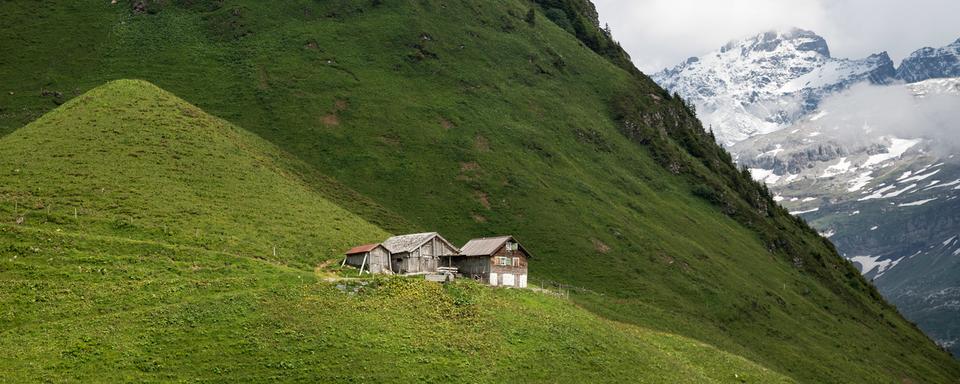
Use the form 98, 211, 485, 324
0, 79, 391, 269
0, 80, 804, 383
1, 0, 958, 382
0, 231, 792, 383
0, 80, 794, 382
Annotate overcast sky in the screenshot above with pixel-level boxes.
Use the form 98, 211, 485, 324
594, 0, 960, 73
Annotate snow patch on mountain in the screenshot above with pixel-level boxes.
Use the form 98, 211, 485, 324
850, 255, 903, 276
899, 198, 938, 207
848, 171, 874, 192
863, 138, 921, 168
899, 169, 941, 184
943, 236, 958, 248
821, 157, 853, 178
860, 184, 918, 201
789, 207, 820, 215
749, 168, 780, 184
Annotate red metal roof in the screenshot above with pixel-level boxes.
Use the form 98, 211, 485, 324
345, 243, 381, 255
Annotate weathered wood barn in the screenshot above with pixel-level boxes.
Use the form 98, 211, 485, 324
381, 232, 459, 274
343, 243, 392, 274
452, 236, 530, 287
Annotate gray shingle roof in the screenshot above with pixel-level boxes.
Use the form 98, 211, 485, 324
382, 232, 454, 254
459, 236, 513, 256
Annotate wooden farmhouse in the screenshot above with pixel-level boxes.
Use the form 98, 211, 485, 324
381, 232, 459, 275
341, 233, 531, 287
451, 236, 530, 288
344, 243, 392, 274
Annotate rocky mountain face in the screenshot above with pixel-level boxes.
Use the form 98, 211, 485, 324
657, 31, 960, 357
653, 28, 896, 145
898, 38, 960, 83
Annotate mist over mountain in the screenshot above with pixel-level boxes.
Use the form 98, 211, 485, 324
656, 27, 960, 356
812, 80, 960, 153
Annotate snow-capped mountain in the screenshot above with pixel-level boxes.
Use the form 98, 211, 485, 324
653, 28, 895, 145
734, 78, 960, 185
733, 77, 960, 356
657, 29, 960, 355
897, 38, 960, 83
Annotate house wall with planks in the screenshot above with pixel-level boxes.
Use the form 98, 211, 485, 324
391, 237, 458, 274
451, 246, 528, 287
346, 246, 392, 274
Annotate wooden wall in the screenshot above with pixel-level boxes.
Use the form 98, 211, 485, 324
345, 246, 391, 274
451, 245, 529, 287
394, 236, 458, 274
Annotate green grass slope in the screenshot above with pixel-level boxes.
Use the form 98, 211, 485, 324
0, 231, 793, 383
0, 79, 390, 269
0, 80, 794, 383
1, 1, 958, 382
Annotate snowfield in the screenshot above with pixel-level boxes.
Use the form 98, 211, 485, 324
821, 157, 853, 178
850, 255, 903, 277
789, 207, 820, 215
847, 171, 874, 192
899, 198, 938, 207
749, 168, 780, 184
862, 138, 921, 168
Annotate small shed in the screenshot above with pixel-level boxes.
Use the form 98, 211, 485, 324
382, 232, 459, 274
344, 243, 392, 274
452, 236, 530, 287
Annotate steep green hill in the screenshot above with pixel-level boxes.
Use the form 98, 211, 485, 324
1, 0, 958, 382
0, 80, 794, 382
0, 79, 391, 269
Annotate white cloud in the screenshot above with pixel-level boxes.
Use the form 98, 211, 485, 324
594, 0, 960, 73
815, 81, 960, 153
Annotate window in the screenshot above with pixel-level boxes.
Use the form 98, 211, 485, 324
512, 257, 520, 267
505, 242, 518, 251
496, 257, 510, 266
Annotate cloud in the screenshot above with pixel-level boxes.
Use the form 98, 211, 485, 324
814, 81, 960, 152
594, 0, 960, 73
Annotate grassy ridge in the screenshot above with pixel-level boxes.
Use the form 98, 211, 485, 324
0, 0, 958, 381
0, 79, 389, 268
0, 226, 792, 383
0, 80, 793, 383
